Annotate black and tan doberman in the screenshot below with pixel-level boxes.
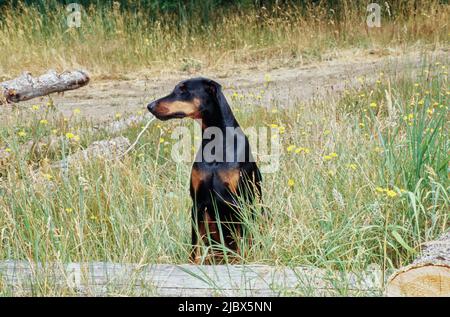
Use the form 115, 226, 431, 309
147, 78, 262, 264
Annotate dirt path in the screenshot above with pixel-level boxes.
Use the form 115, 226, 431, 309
2, 48, 447, 122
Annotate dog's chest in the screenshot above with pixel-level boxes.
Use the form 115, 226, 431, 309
191, 165, 242, 198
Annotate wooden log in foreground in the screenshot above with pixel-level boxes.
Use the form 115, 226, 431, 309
0, 261, 382, 296
386, 232, 450, 297
0, 69, 90, 103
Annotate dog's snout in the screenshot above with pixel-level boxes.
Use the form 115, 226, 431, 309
147, 101, 157, 112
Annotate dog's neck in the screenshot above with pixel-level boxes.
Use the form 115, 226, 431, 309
196, 92, 251, 164
200, 91, 239, 131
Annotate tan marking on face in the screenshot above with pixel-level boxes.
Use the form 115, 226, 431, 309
217, 169, 241, 194
158, 97, 201, 118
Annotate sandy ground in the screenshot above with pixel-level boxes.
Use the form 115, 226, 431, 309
1, 47, 447, 122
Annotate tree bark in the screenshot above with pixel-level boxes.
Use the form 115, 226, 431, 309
1, 69, 90, 103
386, 231, 450, 296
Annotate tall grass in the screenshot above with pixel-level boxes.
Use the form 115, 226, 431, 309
0, 56, 448, 295
0, 1, 448, 77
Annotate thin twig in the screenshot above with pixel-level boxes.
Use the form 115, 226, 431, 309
117, 116, 156, 158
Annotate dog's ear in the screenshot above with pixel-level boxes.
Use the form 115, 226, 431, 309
205, 79, 234, 122
206, 79, 229, 109
205, 79, 221, 97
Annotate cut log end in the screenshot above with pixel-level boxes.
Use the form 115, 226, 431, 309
386, 231, 450, 297
386, 264, 450, 297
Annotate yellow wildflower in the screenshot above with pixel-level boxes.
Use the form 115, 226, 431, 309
31, 105, 40, 111
287, 179, 295, 187
386, 190, 397, 198
39, 119, 48, 125
17, 130, 27, 137
375, 187, 385, 193
41, 173, 53, 180
286, 145, 296, 152
65, 132, 75, 139
369, 102, 377, 108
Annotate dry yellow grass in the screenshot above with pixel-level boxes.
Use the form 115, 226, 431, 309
0, 1, 448, 78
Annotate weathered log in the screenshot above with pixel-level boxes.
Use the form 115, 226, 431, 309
386, 231, 450, 297
0, 261, 382, 296
52, 136, 131, 169
0, 69, 90, 103
28, 136, 131, 186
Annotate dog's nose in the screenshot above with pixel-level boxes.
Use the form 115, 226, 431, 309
147, 101, 156, 112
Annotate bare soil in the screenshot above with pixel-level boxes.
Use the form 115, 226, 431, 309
2, 48, 447, 122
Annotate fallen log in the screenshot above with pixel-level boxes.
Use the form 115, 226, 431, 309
386, 231, 450, 297
52, 136, 131, 169
1, 69, 90, 103
0, 261, 382, 296
29, 136, 131, 185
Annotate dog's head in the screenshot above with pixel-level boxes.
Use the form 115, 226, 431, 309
147, 77, 229, 125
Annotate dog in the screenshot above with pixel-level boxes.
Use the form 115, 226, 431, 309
147, 77, 262, 264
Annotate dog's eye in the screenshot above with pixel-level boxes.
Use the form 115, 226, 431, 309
178, 84, 187, 93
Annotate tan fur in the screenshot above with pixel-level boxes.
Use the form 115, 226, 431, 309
158, 97, 201, 118
191, 168, 207, 193
217, 169, 240, 194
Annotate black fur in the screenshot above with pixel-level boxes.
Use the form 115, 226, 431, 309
147, 77, 262, 263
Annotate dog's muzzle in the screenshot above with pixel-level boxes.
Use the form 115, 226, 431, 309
147, 101, 157, 113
